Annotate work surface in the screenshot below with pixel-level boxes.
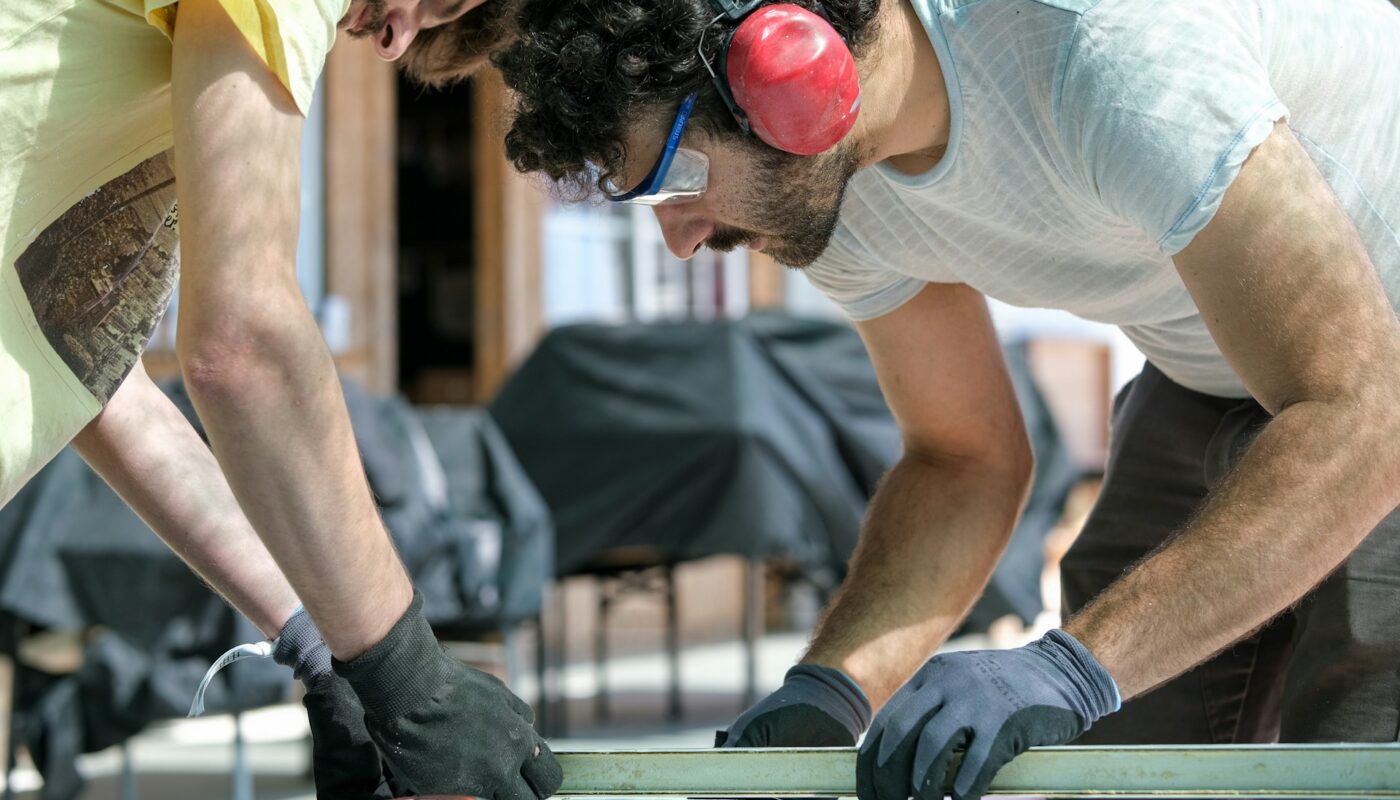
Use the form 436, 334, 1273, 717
555, 745, 1400, 798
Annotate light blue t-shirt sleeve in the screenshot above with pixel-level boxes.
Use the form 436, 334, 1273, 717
802, 231, 927, 322
1058, 0, 1289, 255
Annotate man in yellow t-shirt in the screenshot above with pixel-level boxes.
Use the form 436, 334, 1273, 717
1, 2, 561, 799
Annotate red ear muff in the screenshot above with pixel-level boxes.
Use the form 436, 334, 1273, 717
723, 4, 861, 155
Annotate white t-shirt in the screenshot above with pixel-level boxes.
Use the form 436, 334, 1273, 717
805, 0, 1400, 398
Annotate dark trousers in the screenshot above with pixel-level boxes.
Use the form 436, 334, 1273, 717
1061, 363, 1400, 743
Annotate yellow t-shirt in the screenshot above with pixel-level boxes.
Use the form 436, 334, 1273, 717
0, 0, 348, 506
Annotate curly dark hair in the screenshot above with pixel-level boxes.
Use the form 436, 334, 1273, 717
398, 0, 521, 87
494, 0, 882, 196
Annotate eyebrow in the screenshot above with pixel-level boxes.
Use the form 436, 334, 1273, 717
442, 0, 470, 17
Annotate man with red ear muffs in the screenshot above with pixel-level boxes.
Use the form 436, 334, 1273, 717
495, 0, 1400, 797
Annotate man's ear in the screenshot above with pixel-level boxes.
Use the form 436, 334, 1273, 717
374, 7, 422, 61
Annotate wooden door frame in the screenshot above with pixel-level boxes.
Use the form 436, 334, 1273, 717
322, 51, 544, 401
471, 68, 545, 403
323, 37, 399, 393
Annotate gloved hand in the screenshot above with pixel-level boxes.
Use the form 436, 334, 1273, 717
857, 629, 1120, 800
335, 592, 563, 799
717, 664, 871, 747
273, 606, 394, 800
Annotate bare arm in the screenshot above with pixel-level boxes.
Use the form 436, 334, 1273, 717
72, 360, 298, 637
1066, 122, 1400, 699
170, 0, 411, 659
803, 283, 1034, 709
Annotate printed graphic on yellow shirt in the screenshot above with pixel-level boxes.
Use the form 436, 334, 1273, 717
12, 152, 180, 405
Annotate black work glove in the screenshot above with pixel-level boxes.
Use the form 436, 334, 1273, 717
273, 607, 394, 800
858, 630, 1120, 800
335, 592, 563, 799
718, 664, 872, 747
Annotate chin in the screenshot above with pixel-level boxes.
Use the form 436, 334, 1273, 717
766, 236, 834, 269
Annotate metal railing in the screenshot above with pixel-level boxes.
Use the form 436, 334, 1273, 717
556, 745, 1400, 798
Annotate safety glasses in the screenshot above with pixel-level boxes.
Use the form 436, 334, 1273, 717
606, 92, 709, 206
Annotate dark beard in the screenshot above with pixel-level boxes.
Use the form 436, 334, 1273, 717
705, 225, 760, 253
742, 141, 861, 268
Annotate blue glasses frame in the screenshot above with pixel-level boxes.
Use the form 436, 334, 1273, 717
607, 92, 701, 203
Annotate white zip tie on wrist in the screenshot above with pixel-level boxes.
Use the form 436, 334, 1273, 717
187, 639, 276, 717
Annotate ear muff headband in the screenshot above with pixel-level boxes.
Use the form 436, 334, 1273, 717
699, 1, 861, 155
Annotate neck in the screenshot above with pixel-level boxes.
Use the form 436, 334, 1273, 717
850, 0, 950, 174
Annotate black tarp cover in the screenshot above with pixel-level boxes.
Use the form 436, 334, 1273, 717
491, 314, 1078, 631
492, 316, 870, 577
0, 381, 551, 799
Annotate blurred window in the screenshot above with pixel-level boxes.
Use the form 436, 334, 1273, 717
543, 202, 752, 325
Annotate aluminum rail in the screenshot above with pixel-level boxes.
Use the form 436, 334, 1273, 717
555, 745, 1400, 798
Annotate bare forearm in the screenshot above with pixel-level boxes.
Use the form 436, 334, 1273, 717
72, 361, 298, 637
1067, 399, 1400, 699
178, 308, 412, 659
169, 0, 411, 660
803, 453, 1029, 709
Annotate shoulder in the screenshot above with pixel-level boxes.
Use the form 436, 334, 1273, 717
161, 0, 347, 114
926, 0, 1099, 129
1053, 0, 1283, 250
1056, 0, 1266, 116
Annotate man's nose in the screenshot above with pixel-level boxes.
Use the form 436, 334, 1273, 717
653, 204, 714, 261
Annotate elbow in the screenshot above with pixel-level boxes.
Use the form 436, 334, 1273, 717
1277, 379, 1400, 509
1012, 441, 1036, 502
1374, 391, 1400, 494
1373, 370, 1400, 438
903, 428, 1036, 506
176, 310, 310, 407
1325, 383, 1400, 527
996, 425, 1036, 493
1002, 436, 1036, 511
1318, 376, 1400, 456
992, 438, 1036, 551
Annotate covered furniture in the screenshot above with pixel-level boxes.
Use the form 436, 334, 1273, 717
491, 314, 1077, 729
0, 380, 551, 800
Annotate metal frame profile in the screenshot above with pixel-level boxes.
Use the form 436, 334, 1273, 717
556, 745, 1400, 798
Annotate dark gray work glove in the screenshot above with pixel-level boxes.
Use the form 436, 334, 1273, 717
335, 592, 563, 799
273, 607, 394, 800
857, 629, 1120, 800
718, 664, 872, 747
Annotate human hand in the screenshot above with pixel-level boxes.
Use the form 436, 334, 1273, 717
274, 606, 394, 800
857, 630, 1119, 800
300, 674, 396, 799
717, 664, 871, 748
335, 593, 562, 799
